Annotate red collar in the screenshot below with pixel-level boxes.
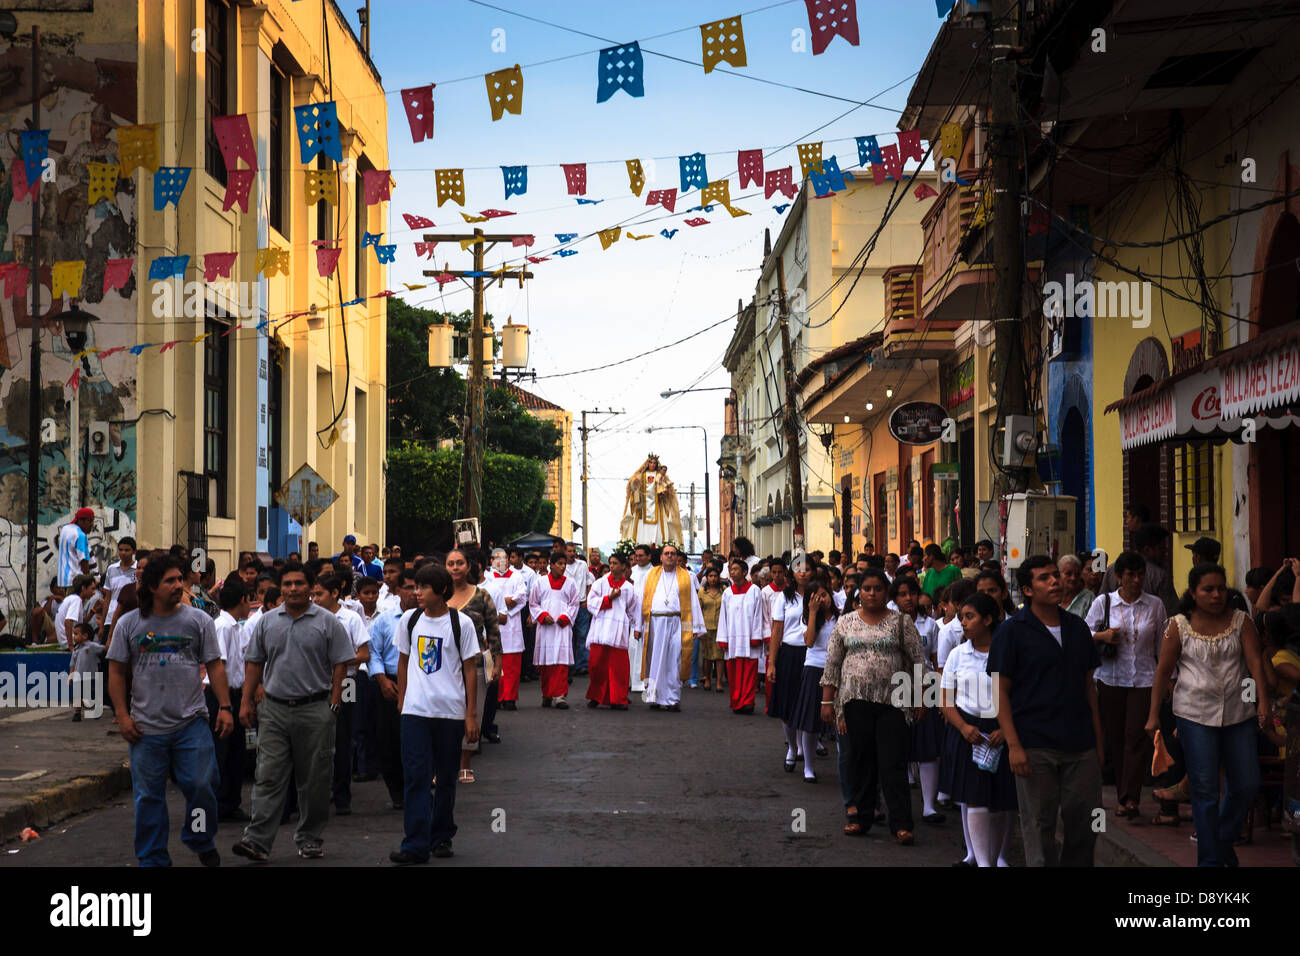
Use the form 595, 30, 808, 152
548, 574, 566, 590
495, 570, 512, 578
768, 582, 780, 591
731, 581, 752, 595
609, 575, 626, 589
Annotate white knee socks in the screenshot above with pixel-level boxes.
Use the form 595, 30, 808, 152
918, 760, 940, 817
784, 724, 800, 762
967, 808, 1013, 867
801, 731, 818, 778
959, 804, 975, 864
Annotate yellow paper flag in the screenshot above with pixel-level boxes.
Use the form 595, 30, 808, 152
939, 122, 964, 164
626, 232, 651, 240
87, 162, 119, 206
701, 179, 732, 208
403, 283, 427, 291
117, 124, 159, 177
436, 169, 465, 207
598, 226, 622, 250
700, 16, 747, 73
626, 159, 646, 197
485, 64, 523, 121
254, 247, 290, 277
51, 261, 86, 300
461, 212, 489, 223
797, 141, 823, 179
725, 203, 750, 218
304, 169, 338, 206
459, 237, 486, 251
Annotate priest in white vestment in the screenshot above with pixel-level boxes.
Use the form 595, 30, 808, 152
633, 544, 705, 711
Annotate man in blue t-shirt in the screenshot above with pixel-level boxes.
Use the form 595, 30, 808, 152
57, 508, 95, 587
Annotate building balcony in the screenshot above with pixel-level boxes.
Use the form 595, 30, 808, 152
880, 264, 962, 361
917, 171, 994, 327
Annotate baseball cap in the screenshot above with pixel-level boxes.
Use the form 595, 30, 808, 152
75, 507, 95, 520
343, 534, 357, 544
1184, 537, 1221, 561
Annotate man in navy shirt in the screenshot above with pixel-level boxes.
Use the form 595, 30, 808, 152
988, 554, 1104, 866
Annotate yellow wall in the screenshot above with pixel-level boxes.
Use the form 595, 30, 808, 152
533, 407, 572, 538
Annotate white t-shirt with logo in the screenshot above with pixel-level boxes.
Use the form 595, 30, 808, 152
397, 609, 478, 721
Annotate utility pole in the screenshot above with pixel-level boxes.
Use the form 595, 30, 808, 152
989, 0, 1028, 492
24, 26, 41, 639
768, 228, 805, 555
688, 482, 697, 553
579, 408, 624, 561
423, 229, 534, 525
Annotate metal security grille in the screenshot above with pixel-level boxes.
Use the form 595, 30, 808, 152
176, 470, 209, 556
1173, 442, 1214, 533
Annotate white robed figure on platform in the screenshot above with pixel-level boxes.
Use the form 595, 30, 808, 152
619, 454, 684, 547
633, 544, 705, 711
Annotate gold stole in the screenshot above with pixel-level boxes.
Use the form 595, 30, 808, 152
640, 565, 694, 682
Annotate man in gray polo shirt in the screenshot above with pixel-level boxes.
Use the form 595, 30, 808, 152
232, 561, 353, 862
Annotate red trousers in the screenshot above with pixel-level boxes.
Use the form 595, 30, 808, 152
539, 664, 569, 699
727, 658, 758, 711
498, 652, 522, 702
586, 643, 630, 706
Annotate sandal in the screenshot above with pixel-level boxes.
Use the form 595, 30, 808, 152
894, 829, 915, 846
1153, 779, 1190, 803
458, 769, 475, 784
1150, 812, 1180, 827
843, 808, 865, 836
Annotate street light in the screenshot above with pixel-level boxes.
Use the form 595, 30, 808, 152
646, 424, 711, 552
660, 386, 736, 400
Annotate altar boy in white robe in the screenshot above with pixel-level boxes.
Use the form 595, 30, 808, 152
483, 549, 529, 711
528, 551, 581, 709
633, 544, 704, 712
585, 552, 639, 710
716, 557, 767, 714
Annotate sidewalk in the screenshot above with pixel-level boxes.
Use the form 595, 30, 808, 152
0, 706, 130, 846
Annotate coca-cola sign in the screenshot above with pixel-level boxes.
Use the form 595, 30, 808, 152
1189, 384, 1220, 422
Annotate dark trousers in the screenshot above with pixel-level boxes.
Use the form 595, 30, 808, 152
1097, 682, 1152, 807
571, 606, 591, 670
332, 698, 354, 809
205, 685, 246, 814
352, 669, 379, 777
374, 677, 404, 802
400, 715, 464, 859
1156, 696, 1186, 815
842, 700, 913, 833
1015, 747, 1102, 866
482, 677, 500, 735
522, 621, 539, 679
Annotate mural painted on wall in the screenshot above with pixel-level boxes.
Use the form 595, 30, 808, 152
0, 30, 138, 603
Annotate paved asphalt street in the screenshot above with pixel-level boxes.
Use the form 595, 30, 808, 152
4, 675, 977, 867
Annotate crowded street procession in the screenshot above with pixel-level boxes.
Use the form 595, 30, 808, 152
1, 0, 1298, 938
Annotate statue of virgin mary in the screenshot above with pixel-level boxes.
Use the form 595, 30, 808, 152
619, 453, 684, 547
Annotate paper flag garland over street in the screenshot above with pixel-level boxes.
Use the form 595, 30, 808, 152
938, 122, 963, 162
502, 165, 528, 199
362, 232, 382, 249
254, 247, 290, 277
738, 149, 764, 189
856, 135, 882, 167
598, 227, 622, 250
879, 142, 902, 181
342, 297, 366, 307
481, 209, 514, 218
660, 228, 678, 239
10, 155, 37, 202
700, 16, 747, 73
223, 169, 256, 212
149, 255, 189, 280
512, 235, 534, 247
914, 183, 938, 201
118, 124, 160, 177
555, 249, 578, 257
402, 85, 435, 143
87, 162, 118, 206
897, 129, 924, 164
461, 212, 490, 223
576, 198, 602, 205
51, 261, 85, 300
154, 166, 191, 210
415, 241, 438, 258
213, 115, 257, 171
647, 188, 677, 212
726, 203, 751, 217
561, 163, 588, 196
402, 284, 426, 292
435, 169, 465, 206
294, 101, 342, 163
526, 256, 550, 263
765, 167, 797, 200
203, 252, 238, 282
404, 213, 436, 229
485, 64, 524, 120
809, 155, 851, 196
317, 244, 340, 279
375, 244, 397, 264
797, 141, 824, 179
936, 0, 956, 16
597, 42, 644, 102
684, 218, 710, 227
459, 237, 486, 251
19, 130, 49, 186
679, 153, 708, 192
701, 179, 733, 209
627, 232, 651, 240
773, 203, 791, 213
626, 159, 645, 197
304, 169, 338, 206
363, 169, 391, 205
555, 233, 578, 243
434, 271, 457, 287
804, 0, 860, 55
103, 258, 133, 294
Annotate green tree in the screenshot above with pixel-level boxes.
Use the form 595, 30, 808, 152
386, 298, 474, 443
532, 500, 556, 534
484, 386, 562, 461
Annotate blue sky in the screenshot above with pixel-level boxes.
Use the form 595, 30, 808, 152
350, 0, 945, 548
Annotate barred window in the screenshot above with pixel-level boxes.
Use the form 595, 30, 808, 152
1172, 442, 1213, 533
204, 0, 230, 186
204, 317, 231, 518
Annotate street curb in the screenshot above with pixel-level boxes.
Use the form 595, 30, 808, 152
1054, 819, 1177, 867
0, 763, 132, 847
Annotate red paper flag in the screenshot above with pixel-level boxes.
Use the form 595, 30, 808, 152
203, 252, 238, 282
222, 169, 256, 213
401, 85, 435, 143
480, 209, 515, 218
67, 368, 81, 389
805, 0, 860, 55
159, 340, 180, 354
914, 183, 938, 201
684, 217, 710, 227
362, 169, 391, 206
765, 167, 797, 200
414, 241, 438, 258
316, 246, 343, 277
434, 272, 457, 287
897, 129, 924, 165
372, 290, 395, 298
512, 235, 535, 247
11, 155, 38, 202
561, 163, 587, 196
1028, 206, 1049, 236
646, 188, 677, 212
97, 346, 127, 360
212, 114, 257, 171
526, 256, 550, 263
103, 258, 134, 294
403, 213, 435, 230
738, 149, 765, 189
879, 143, 902, 181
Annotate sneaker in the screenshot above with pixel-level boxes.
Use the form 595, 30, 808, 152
554, 698, 569, 710
587, 699, 599, 709
386, 799, 404, 811
541, 698, 553, 708
433, 841, 454, 858
198, 848, 221, 868
390, 850, 427, 865
298, 843, 325, 859
231, 839, 269, 862
71, 710, 82, 722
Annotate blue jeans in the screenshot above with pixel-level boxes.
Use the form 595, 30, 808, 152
689, 635, 701, 686
837, 731, 853, 807
1176, 716, 1261, 867
128, 716, 219, 867
400, 715, 464, 860
572, 606, 591, 669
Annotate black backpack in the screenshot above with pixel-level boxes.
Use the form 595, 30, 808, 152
402, 607, 465, 663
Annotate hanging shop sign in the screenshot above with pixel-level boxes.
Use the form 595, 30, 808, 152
888, 401, 948, 445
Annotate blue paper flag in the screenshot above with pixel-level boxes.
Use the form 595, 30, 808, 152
464, 270, 492, 277
148, 254, 189, 280
679, 153, 708, 192
773, 204, 791, 214
342, 297, 365, 307
936, 0, 956, 16
256, 318, 270, 332
153, 167, 191, 210
555, 249, 578, 257
294, 101, 342, 164
687, 205, 715, 213
576, 198, 603, 205
19, 129, 50, 186
129, 343, 153, 355
362, 231, 382, 249
502, 165, 528, 199
597, 41, 644, 103
856, 135, 882, 168
555, 233, 578, 243
375, 243, 397, 264
810, 156, 852, 196
660, 229, 678, 239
